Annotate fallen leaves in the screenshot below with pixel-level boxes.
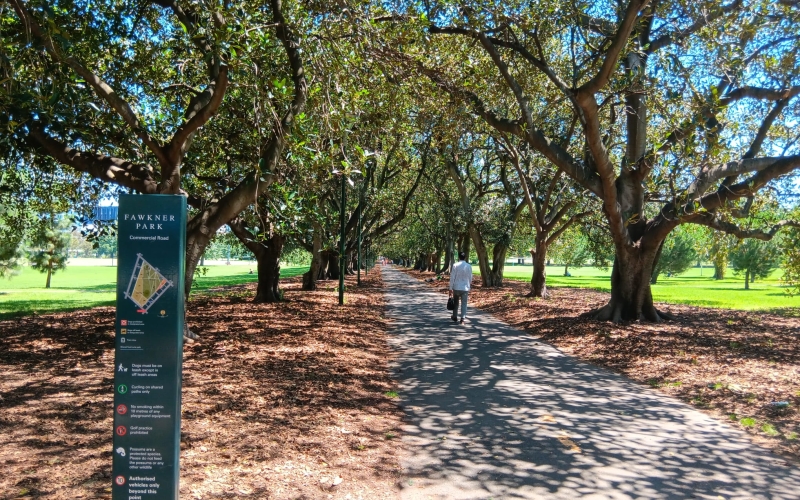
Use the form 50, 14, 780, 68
0, 270, 403, 499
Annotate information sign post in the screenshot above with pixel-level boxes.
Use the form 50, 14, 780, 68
112, 194, 186, 500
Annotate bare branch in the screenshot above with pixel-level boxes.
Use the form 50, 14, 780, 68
686, 213, 800, 241
744, 98, 790, 159
578, 0, 646, 95
166, 66, 229, 163
721, 85, 800, 105
686, 156, 800, 202
27, 126, 158, 193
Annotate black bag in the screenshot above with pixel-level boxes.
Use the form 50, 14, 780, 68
447, 296, 455, 311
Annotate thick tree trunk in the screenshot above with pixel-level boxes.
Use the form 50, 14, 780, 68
327, 251, 341, 280
459, 233, 470, 260
45, 265, 52, 288
302, 226, 323, 291
529, 238, 548, 297
470, 224, 502, 287
317, 250, 332, 280
489, 241, 510, 285
254, 233, 285, 303
591, 246, 667, 323
184, 228, 213, 297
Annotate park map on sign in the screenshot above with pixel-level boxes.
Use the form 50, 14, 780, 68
124, 254, 172, 312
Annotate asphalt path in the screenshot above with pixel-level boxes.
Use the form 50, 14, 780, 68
383, 266, 800, 500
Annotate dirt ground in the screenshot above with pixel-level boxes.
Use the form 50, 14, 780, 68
0, 269, 403, 499
406, 269, 800, 463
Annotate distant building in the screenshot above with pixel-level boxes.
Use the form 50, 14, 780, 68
94, 200, 118, 222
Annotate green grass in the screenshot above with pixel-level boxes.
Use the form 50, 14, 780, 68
0, 264, 308, 319
498, 264, 798, 312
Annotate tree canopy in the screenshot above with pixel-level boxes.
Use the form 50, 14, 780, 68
2, 0, 799, 324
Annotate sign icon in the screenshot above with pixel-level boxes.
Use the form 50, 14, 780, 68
117, 363, 127, 372
116, 404, 128, 415
121, 337, 125, 343
121, 320, 127, 326
115, 425, 127, 436
117, 384, 128, 394
115, 475, 126, 486
160, 310, 166, 316
121, 328, 127, 334
115, 447, 126, 457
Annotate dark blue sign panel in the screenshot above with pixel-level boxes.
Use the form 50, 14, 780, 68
112, 195, 186, 500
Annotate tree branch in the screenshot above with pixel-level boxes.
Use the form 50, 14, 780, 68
578, 0, 646, 95
9, 0, 168, 168
686, 213, 800, 241
646, 0, 743, 54
27, 125, 158, 193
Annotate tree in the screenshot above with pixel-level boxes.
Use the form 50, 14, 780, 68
385, 0, 800, 321
780, 224, 800, 295
651, 231, 697, 284
500, 136, 592, 296
28, 217, 70, 288
549, 226, 592, 277
0, 240, 22, 278
730, 239, 781, 289
2, 0, 309, 302
708, 231, 733, 280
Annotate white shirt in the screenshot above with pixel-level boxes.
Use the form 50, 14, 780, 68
449, 260, 473, 292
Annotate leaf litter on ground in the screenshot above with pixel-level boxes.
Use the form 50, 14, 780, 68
0, 269, 403, 499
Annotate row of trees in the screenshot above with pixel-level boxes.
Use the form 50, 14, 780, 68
2, 0, 799, 325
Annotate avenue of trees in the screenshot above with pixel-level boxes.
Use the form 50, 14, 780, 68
2, 0, 799, 326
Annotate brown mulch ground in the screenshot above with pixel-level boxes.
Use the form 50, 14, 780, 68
406, 268, 800, 463
0, 269, 403, 499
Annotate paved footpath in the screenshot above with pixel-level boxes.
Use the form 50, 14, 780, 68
383, 267, 800, 500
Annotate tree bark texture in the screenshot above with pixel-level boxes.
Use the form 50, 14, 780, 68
529, 238, 548, 298
253, 233, 285, 303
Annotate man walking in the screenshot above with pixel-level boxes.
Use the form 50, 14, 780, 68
449, 252, 473, 324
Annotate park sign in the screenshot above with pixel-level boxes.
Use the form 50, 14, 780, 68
112, 195, 186, 500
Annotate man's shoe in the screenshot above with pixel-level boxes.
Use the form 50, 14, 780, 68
459, 318, 464, 324
451, 316, 457, 322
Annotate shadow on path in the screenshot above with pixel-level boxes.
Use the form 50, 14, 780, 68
384, 267, 800, 499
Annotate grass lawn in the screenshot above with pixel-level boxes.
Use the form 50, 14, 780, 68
499, 264, 798, 312
0, 264, 308, 319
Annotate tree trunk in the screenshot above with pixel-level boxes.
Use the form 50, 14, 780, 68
45, 265, 52, 288
317, 250, 332, 280
713, 256, 726, 280
253, 233, 285, 303
490, 241, 510, 284
459, 233, 470, 260
529, 238, 548, 297
303, 225, 323, 291
745, 269, 750, 290
327, 251, 341, 280
470, 224, 502, 287
592, 246, 665, 323
563, 264, 569, 276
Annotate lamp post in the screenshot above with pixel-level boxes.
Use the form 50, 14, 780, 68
338, 173, 346, 306
357, 182, 363, 286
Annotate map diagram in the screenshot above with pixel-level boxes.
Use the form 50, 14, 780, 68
124, 254, 172, 313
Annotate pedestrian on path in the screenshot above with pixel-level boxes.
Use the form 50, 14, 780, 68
449, 251, 473, 324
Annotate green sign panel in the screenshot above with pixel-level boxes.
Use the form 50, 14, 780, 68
112, 195, 186, 500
